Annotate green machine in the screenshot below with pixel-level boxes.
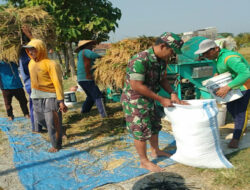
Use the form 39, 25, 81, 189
106, 36, 216, 102
158, 36, 216, 100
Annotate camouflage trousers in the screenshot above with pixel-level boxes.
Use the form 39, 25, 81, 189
122, 98, 162, 141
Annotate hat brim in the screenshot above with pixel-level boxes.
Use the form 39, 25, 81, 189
74, 46, 84, 53
22, 45, 34, 49
74, 41, 95, 53
194, 47, 213, 55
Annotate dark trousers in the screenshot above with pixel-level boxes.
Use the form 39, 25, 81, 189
1, 88, 29, 117
29, 96, 35, 130
227, 89, 250, 140
78, 81, 107, 118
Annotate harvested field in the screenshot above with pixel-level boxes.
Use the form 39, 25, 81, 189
0, 46, 250, 189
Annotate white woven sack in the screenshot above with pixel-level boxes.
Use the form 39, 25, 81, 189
164, 99, 233, 168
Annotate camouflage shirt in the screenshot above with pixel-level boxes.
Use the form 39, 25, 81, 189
121, 47, 166, 106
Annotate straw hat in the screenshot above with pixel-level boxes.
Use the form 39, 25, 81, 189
75, 40, 95, 53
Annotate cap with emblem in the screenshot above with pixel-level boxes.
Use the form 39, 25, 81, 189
159, 32, 184, 54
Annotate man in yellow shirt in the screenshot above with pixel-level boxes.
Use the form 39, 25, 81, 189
24, 39, 67, 152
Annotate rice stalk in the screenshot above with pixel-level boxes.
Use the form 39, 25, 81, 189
0, 6, 56, 63
94, 36, 156, 89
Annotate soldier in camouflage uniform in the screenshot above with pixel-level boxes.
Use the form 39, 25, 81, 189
121, 32, 185, 172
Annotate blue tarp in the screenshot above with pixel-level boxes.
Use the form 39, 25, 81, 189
0, 117, 176, 190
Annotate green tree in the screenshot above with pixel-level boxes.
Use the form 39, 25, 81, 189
217, 32, 234, 38
235, 33, 250, 48
4, 0, 121, 77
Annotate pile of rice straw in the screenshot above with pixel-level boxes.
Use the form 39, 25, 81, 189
93, 36, 156, 89
0, 6, 56, 63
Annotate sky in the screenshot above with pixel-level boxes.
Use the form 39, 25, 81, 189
1, 0, 250, 42
108, 0, 250, 42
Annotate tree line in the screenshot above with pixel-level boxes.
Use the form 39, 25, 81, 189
2, 0, 121, 77
1, 1, 249, 78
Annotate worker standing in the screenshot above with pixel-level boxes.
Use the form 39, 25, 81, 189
121, 32, 186, 172
19, 25, 43, 132
75, 40, 107, 118
0, 61, 30, 121
24, 39, 67, 152
195, 39, 250, 148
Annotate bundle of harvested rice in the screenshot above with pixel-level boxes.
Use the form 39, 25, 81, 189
94, 36, 156, 89
0, 6, 56, 63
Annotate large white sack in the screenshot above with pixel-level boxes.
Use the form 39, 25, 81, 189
164, 99, 233, 168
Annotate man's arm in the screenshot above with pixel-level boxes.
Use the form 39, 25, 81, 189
49, 62, 64, 100
160, 76, 174, 94
227, 57, 250, 88
84, 49, 101, 60
19, 52, 31, 93
130, 80, 173, 107
22, 25, 33, 40
216, 56, 250, 98
48, 62, 68, 113
160, 76, 182, 104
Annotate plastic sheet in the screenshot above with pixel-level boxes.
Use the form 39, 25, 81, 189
0, 117, 176, 190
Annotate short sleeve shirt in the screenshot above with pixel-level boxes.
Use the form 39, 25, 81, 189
77, 49, 101, 81
121, 47, 167, 104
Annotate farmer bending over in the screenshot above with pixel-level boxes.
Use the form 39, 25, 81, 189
195, 39, 250, 148
121, 32, 186, 172
23, 39, 67, 152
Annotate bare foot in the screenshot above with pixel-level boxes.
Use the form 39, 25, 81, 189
140, 160, 163, 172
24, 114, 30, 119
48, 147, 60, 153
151, 150, 172, 158
32, 129, 47, 134
62, 134, 67, 140
228, 139, 239, 149
8, 116, 14, 121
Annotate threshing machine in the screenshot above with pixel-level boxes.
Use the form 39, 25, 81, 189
106, 36, 216, 102
158, 36, 216, 101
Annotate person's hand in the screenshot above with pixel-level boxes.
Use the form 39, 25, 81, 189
21, 25, 33, 40
170, 93, 181, 104
59, 102, 68, 113
170, 93, 189, 105
215, 85, 231, 98
159, 97, 174, 107
179, 100, 189, 105
214, 73, 219, 76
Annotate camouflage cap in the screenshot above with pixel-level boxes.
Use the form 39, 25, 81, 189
160, 32, 184, 54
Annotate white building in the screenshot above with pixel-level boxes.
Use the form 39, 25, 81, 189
182, 27, 218, 41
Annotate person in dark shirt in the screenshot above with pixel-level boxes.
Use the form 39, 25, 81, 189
0, 61, 29, 120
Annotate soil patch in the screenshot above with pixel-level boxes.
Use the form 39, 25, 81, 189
0, 130, 24, 190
